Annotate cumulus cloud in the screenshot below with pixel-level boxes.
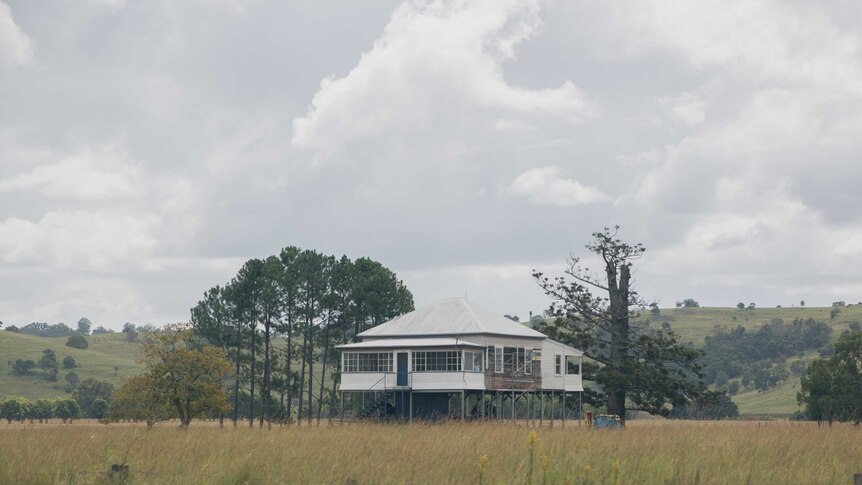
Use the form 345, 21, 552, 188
0, 1, 34, 69
0, 145, 144, 200
291, 0, 596, 156
509, 165, 610, 206
0, 209, 159, 269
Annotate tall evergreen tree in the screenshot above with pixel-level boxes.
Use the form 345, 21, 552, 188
533, 227, 703, 424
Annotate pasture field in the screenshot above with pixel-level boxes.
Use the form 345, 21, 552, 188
0, 420, 860, 484
0, 332, 144, 399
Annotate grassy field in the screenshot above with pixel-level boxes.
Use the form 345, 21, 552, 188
0, 332, 144, 399
0, 420, 860, 484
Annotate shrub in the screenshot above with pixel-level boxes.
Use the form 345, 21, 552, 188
73, 378, 114, 418
62, 356, 76, 369
65, 335, 89, 350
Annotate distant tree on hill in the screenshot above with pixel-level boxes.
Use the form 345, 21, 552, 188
830, 307, 841, 320
850, 322, 861, 333
650, 303, 660, 316
798, 331, 862, 424
73, 378, 114, 418
91, 326, 112, 335
800, 300, 805, 308
534, 227, 703, 424
20, 322, 76, 337
661, 321, 673, 332
65, 371, 80, 389
682, 299, 700, 308
122, 323, 138, 342
748, 302, 756, 310
12, 359, 35, 376
76, 318, 91, 335
38, 349, 58, 375
503, 314, 520, 322
737, 302, 745, 310
5, 325, 18, 332
65, 335, 88, 349
727, 381, 740, 395
62, 356, 76, 369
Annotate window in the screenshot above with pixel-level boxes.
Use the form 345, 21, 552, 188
413, 351, 461, 372
555, 354, 562, 375
343, 352, 392, 373
464, 351, 483, 372
525, 349, 532, 375
493, 346, 503, 373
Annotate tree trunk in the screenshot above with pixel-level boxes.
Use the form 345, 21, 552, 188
297, 310, 308, 427
317, 313, 332, 425
606, 262, 631, 426
261, 315, 271, 429
249, 319, 256, 427
233, 320, 242, 427
286, 306, 293, 424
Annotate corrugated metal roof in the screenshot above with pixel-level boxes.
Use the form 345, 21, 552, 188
336, 337, 485, 350
357, 298, 546, 339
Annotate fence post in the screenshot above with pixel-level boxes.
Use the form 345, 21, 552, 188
853, 473, 862, 485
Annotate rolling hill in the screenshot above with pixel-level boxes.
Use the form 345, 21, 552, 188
0, 331, 144, 400
648, 305, 862, 416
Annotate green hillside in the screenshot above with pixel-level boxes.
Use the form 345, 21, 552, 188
0, 331, 144, 400
650, 305, 862, 417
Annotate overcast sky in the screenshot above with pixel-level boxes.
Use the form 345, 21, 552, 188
2, 0, 862, 328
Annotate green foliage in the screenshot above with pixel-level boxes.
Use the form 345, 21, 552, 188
31, 399, 54, 422
0, 397, 29, 423
668, 390, 739, 420
65, 370, 80, 389
65, 335, 88, 349
38, 349, 58, 373
62, 355, 76, 369
19, 322, 76, 338
681, 299, 700, 308
701, 318, 831, 389
73, 378, 114, 418
90, 397, 109, 419
11, 359, 35, 376
136, 324, 232, 427
53, 398, 81, 423
109, 375, 174, 428
76, 318, 91, 336
798, 331, 862, 424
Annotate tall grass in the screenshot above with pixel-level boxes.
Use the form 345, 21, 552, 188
0, 420, 860, 484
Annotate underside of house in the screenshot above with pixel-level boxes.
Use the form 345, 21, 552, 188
336, 298, 584, 422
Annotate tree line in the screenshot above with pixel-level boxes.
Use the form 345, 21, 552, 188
189, 247, 414, 427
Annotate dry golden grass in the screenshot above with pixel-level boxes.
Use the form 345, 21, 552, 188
1, 419, 861, 484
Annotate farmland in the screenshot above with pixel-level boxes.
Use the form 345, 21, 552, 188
0, 420, 860, 484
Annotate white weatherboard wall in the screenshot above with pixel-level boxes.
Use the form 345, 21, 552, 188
541, 339, 583, 392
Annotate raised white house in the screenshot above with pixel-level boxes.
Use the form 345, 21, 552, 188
337, 298, 583, 421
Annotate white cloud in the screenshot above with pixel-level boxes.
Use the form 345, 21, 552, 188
291, 0, 595, 156
509, 165, 610, 206
659, 92, 707, 127
0, 1, 34, 70
0, 145, 144, 200
0, 209, 159, 269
